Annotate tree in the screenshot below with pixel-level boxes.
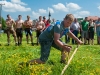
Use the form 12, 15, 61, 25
1, 17, 6, 30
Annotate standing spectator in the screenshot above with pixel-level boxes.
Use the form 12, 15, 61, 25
51, 18, 56, 26
81, 17, 89, 44
64, 19, 70, 43
24, 15, 34, 46
45, 19, 50, 29
95, 18, 100, 44
65, 31, 70, 43
88, 19, 95, 45
15, 15, 24, 46
78, 20, 83, 40
36, 16, 45, 45
70, 18, 80, 44
43, 16, 47, 27
5, 14, 17, 46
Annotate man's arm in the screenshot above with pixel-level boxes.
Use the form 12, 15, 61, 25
6, 19, 9, 25
78, 23, 80, 31
94, 23, 96, 33
14, 20, 17, 30
35, 22, 38, 28
68, 31, 82, 44
80, 24, 83, 31
0, 24, 2, 28
12, 19, 16, 25
96, 24, 100, 27
22, 21, 24, 28
23, 20, 27, 27
54, 32, 64, 49
54, 32, 71, 52
41, 22, 45, 31
30, 20, 33, 27
12, 20, 16, 29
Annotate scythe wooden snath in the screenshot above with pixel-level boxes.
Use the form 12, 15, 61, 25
61, 45, 80, 75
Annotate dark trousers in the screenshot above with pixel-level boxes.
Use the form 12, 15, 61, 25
72, 30, 78, 44
65, 35, 70, 43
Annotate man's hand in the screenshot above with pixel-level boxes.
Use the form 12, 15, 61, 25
77, 40, 83, 45
62, 45, 72, 52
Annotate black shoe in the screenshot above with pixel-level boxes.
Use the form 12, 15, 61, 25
7, 43, 10, 46
15, 43, 18, 46
31, 43, 34, 46
37, 43, 39, 45
20, 43, 22, 45
84, 43, 86, 45
18, 42, 20, 46
60, 60, 67, 64
18, 43, 22, 46
19, 62, 29, 68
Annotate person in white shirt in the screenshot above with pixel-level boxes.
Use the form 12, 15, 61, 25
70, 18, 80, 44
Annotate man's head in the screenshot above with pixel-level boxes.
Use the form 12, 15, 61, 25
39, 16, 42, 21
27, 15, 30, 20
18, 15, 22, 20
85, 17, 88, 21
64, 14, 74, 28
43, 16, 46, 20
7, 14, 11, 19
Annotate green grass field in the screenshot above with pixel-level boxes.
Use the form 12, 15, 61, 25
0, 32, 100, 75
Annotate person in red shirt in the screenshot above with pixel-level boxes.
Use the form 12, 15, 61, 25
43, 16, 47, 25
45, 19, 50, 29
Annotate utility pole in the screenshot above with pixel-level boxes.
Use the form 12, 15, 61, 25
0, 0, 5, 45
0, 0, 5, 24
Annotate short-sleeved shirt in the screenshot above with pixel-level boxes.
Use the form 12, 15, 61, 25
70, 22, 80, 31
39, 21, 70, 40
95, 21, 100, 31
81, 21, 89, 31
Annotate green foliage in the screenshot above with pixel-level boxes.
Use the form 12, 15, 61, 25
2, 17, 6, 30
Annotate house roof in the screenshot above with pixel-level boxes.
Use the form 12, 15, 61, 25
87, 16, 99, 20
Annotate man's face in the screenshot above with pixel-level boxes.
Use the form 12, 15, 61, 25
43, 17, 46, 20
27, 16, 30, 20
85, 17, 88, 21
64, 18, 73, 28
7, 15, 11, 19
39, 16, 42, 21
18, 16, 22, 19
